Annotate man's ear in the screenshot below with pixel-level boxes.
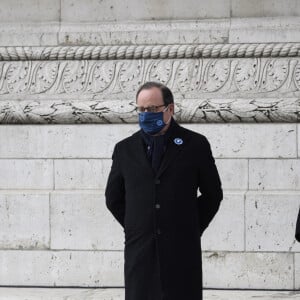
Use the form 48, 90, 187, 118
169, 103, 175, 115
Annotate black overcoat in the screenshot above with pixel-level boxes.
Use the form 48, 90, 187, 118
296, 207, 300, 242
105, 121, 223, 300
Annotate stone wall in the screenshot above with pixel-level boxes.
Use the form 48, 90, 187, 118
0, 123, 299, 289
0, 0, 300, 291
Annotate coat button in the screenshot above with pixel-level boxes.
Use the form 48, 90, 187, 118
155, 179, 160, 184
155, 203, 160, 209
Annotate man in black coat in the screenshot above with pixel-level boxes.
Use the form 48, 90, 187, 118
105, 82, 223, 300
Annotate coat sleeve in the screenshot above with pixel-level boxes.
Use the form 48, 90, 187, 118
296, 207, 300, 242
197, 137, 223, 236
105, 144, 125, 228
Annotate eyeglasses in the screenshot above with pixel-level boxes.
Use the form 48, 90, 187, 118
135, 104, 166, 113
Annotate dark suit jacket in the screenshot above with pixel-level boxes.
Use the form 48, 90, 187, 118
105, 120, 223, 300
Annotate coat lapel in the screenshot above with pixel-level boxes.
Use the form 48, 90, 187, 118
133, 121, 190, 180
155, 122, 188, 179
134, 132, 156, 178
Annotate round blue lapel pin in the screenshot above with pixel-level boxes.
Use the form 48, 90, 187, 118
174, 138, 183, 145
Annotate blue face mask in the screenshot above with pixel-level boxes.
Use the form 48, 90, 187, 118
139, 109, 167, 135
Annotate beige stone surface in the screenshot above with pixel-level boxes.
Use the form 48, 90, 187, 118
298, 124, 300, 157
50, 191, 124, 250
0, 23, 59, 46
0, 125, 138, 159
231, 0, 300, 17
0, 250, 124, 286
0, 288, 299, 300
61, 0, 230, 22
59, 20, 230, 45
249, 159, 300, 190
202, 192, 245, 251
0, 0, 60, 22
0, 18, 299, 46
245, 192, 300, 252
203, 252, 294, 289
0, 159, 53, 189
186, 123, 297, 159
54, 159, 111, 190
0, 192, 50, 249
229, 17, 300, 43
0, 250, 295, 289
216, 159, 248, 190
295, 253, 300, 289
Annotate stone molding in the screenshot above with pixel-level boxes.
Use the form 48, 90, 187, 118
1, 18, 300, 46
1, 43, 300, 61
0, 56, 300, 123
1, 98, 299, 124
0, 18, 299, 123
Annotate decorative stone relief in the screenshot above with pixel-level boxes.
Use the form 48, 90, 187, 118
0, 44, 299, 60
0, 45, 299, 123
1, 97, 299, 124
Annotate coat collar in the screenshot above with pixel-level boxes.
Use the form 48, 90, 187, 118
155, 120, 188, 179
133, 119, 189, 179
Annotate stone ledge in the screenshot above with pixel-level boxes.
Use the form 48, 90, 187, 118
0, 17, 299, 46
0, 250, 295, 288
0, 288, 298, 300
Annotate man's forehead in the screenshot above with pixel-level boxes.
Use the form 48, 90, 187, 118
137, 87, 163, 104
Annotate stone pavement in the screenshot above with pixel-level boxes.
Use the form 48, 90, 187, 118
0, 288, 299, 300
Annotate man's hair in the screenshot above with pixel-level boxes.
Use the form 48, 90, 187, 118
136, 81, 174, 106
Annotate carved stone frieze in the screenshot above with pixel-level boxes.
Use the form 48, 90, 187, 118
0, 57, 300, 123
1, 98, 299, 124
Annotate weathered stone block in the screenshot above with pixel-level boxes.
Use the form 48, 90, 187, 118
202, 192, 245, 251
203, 251, 294, 289
50, 192, 124, 250
0, 159, 53, 189
61, 0, 230, 22
249, 159, 300, 190
0, 250, 123, 286
59, 20, 230, 45
295, 253, 300, 290
231, 1, 300, 17
229, 17, 300, 43
0, 1, 60, 22
0, 287, 125, 299
0, 192, 49, 249
186, 124, 297, 158
0, 125, 137, 158
298, 124, 300, 157
245, 192, 300, 252
0, 23, 58, 46
54, 159, 111, 190
215, 159, 248, 190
